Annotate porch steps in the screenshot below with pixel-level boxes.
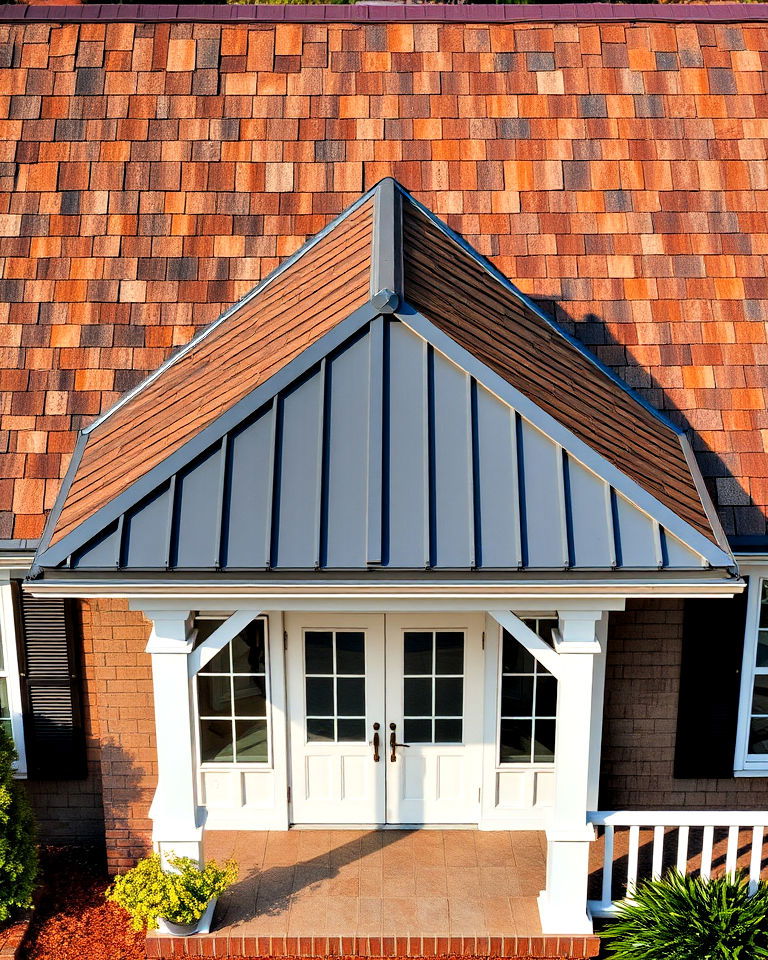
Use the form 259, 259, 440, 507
145, 933, 601, 958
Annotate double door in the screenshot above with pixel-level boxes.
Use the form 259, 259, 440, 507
286, 613, 484, 825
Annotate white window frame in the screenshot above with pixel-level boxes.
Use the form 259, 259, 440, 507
0, 577, 27, 777
496, 616, 558, 768
735, 564, 768, 776
193, 613, 274, 771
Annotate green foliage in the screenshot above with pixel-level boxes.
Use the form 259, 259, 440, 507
106, 853, 237, 931
602, 870, 768, 960
0, 726, 37, 925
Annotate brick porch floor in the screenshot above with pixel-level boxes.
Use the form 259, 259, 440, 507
145, 829, 600, 958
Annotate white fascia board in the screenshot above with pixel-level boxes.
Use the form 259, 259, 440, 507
397, 303, 735, 572
0, 554, 34, 571
23, 578, 743, 605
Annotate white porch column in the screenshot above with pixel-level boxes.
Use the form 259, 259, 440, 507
143, 608, 204, 865
538, 610, 608, 936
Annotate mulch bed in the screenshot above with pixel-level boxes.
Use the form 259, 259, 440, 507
19, 847, 144, 960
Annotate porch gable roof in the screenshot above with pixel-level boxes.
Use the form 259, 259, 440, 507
33, 180, 734, 576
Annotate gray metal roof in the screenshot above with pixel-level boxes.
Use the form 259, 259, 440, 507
33, 179, 735, 577
40, 316, 721, 573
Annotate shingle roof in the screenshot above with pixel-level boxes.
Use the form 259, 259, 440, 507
1, 15, 767, 545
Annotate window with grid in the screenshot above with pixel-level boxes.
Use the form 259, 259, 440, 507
305, 630, 366, 743
196, 617, 269, 764
499, 619, 558, 765
745, 581, 768, 758
403, 631, 464, 744
0, 582, 24, 772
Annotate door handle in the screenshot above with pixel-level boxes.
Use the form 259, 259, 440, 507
372, 722, 380, 762
389, 722, 410, 762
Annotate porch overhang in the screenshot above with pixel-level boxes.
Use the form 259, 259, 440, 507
30, 179, 737, 587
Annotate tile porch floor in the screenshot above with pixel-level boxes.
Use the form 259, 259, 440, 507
204, 829, 546, 939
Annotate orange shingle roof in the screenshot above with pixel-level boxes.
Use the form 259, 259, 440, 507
1, 15, 767, 543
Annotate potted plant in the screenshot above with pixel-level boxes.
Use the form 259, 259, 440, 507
106, 852, 237, 935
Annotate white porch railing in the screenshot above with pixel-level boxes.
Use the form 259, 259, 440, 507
588, 811, 768, 917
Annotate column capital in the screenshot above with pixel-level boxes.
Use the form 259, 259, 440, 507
143, 609, 195, 655
553, 609, 605, 652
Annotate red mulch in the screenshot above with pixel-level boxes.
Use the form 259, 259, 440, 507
20, 847, 144, 960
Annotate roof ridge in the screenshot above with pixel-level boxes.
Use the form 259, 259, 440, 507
394, 181, 686, 440
84, 182, 382, 436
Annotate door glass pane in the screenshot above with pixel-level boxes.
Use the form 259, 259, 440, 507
404, 718, 432, 743
305, 632, 334, 673
435, 632, 463, 674
499, 621, 557, 765
404, 677, 432, 716
235, 719, 268, 761
306, 677, 334, 716
337, 718, 366, 742
435, 718, 462, 743
435, 677, 463, 715
307, 718, 335, 742
336, 677, 365, 717
232, 675, 267, 717
336, 632, 365, 674
305, 630, 366, 743
200, 719, 234, 763
231, 621, 266, 673
403, 631, 464, 745
197, 675, 231, 717
404, 632, 432, 674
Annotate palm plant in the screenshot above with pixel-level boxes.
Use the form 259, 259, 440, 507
602, 870, 768, 960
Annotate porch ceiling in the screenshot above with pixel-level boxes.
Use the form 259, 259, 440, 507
33, 180, 735, 579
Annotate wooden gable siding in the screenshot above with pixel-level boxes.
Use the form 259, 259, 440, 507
402, 203, 716, 544
50, 198, 374, 546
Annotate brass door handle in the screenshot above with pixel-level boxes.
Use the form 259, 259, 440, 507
372, 723, 380, 762
389, 722, 410, 762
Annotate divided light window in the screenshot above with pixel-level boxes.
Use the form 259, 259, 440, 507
0, 582, 25, 773
195, 617, 269, 765
403, 631, 464, 744
743, 580, 768, 760
305, 630, 366, 743
499, 619, 558, 765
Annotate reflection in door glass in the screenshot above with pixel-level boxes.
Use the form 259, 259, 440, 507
305, 631, 366, 742
403, 631, 464, 743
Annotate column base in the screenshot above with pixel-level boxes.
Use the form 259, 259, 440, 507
537, 890, 594, 936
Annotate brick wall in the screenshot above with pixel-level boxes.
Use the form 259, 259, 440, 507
601, 597, 768, 810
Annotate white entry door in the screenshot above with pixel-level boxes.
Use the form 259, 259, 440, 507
286, 614, 386, 824
385, 614, 484, 824
286, 613, 484, 825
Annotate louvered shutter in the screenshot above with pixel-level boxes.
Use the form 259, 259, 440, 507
674, 589, 749, 779
14, 586, 86, 780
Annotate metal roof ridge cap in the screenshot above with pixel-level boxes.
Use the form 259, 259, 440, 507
8, 3, 768, 23
396, 182, 685, 440
83, 183, 380, 437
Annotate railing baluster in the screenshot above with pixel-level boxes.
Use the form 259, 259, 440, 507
701, 826, 714, 880
602, 825, 614, 907
726, 826, 739, 878
627, 825, 640, 896
676, 825, 690, 873
749, 826, 763, 895
652, 825, 665, 880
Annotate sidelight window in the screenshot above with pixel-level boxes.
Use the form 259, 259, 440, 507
498, 619, 558, 765
196, 617, 269, 764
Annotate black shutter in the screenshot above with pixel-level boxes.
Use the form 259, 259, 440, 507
674, 587, 749, 779
14, 585, 86, 780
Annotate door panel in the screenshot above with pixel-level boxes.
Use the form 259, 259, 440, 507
286, 614, 385, 824
385, 614, 484, 824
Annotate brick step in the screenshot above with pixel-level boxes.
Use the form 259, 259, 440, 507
145, 933, 601, 958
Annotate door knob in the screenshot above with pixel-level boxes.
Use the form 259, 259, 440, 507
389, 722, 410, 762
372, 722, 380, 762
